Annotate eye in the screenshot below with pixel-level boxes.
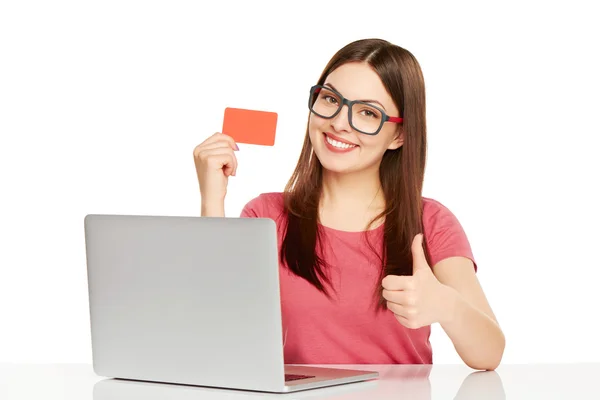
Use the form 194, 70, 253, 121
360, 108, 380, 119
324, 95, 338, 105
363, 110, 375, 117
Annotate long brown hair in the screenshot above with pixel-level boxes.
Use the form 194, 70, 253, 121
280, 39, 430, 308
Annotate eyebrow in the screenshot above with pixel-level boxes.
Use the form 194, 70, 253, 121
324, 83, 387, 111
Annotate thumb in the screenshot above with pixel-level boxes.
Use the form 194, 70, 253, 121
411, 234, 430, 272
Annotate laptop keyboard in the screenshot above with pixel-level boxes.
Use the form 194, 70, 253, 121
285, 373, 315, 382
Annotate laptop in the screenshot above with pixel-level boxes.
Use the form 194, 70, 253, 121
84, 214, 378, 393
93, 371, 379, 399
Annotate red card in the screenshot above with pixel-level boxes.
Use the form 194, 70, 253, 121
222, 107, 278, 146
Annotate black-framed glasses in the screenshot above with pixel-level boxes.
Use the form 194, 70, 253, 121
308, 84, 403, 135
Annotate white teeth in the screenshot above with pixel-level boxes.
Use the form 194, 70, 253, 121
326, 135, 356, 149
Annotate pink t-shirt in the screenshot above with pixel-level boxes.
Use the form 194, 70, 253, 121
240, 192, 475, 364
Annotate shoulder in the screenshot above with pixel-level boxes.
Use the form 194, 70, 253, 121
422, 197, 462, 228
421, 197, 476, 269
240, 192, 285, 219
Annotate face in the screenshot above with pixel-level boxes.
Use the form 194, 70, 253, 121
308, 62, 403, 175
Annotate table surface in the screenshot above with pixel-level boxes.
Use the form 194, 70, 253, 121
1, 363, 600, 399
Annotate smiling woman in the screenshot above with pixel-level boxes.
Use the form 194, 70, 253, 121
193, 38, 505, 370
308, 69, 405, 165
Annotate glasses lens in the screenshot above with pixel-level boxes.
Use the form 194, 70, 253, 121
310, 86, 341, 118
309, 86, 385, 135
350, 102, 384, 135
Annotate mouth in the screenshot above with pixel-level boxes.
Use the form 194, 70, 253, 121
323, 132, 358, 152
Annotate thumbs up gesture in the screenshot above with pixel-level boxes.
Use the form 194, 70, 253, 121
382, 234, 449, 329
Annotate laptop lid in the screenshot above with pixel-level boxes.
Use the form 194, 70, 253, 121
84, 214, 286, 392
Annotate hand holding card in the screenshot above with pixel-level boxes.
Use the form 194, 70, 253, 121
222, 107, 278, 146
193, 132, 239, 217
192, 108, 277, 217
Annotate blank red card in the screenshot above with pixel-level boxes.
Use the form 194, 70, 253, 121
222, 107, 278, 146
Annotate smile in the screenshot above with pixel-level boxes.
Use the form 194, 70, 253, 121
324, 133, 358, 150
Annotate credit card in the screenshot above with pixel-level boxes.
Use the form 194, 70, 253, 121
222, 107, 278, 146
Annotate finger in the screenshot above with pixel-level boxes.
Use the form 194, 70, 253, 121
211, 149, 237, 176
393, 313, 421, 330
202, 132, 239, 150
382, 289, 416, 306
194, 133, 221, 154
196, 141, 237, 153
197, 148, 238, 176
386, 302, 421, 329
381, 275, 415, 291
194, 135, 238, 159
386, 301, 410, 318
411, 234, 430, 272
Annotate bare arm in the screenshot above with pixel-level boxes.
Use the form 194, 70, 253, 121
201, 201, 225, 217
434, 256, 505, 370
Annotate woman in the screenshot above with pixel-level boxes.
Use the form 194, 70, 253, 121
193, 38, 505, 370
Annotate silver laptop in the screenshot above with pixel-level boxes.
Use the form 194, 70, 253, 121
93, 371, 379, 400
84, 214, 378, 393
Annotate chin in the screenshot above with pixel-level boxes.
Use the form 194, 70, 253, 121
319, 160, 356, 174
311, 148, 358, 174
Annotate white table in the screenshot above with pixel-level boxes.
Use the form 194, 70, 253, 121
1, 363, 599, 399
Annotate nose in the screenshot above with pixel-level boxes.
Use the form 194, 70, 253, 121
330, 104, 353, 133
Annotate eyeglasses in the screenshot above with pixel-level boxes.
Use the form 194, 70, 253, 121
308, 84, 403, 135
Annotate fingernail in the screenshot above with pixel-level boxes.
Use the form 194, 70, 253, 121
234, 143, 240, 151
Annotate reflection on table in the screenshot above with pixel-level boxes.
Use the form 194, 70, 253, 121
92, 364, 505, 400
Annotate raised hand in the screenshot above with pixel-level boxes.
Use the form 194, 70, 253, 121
193, 132, 239, 216
382, 234, 448, 329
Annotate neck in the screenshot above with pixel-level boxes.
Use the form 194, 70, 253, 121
320, 166, 385, 212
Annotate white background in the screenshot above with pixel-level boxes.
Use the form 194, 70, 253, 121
1, 0, 598, 364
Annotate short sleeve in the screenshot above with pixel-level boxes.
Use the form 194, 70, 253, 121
239, 192, 285, 219
422, 198, 477, 271
240, 198, 260, 217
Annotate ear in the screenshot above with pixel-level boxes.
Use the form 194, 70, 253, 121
387, 128, 404, 150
